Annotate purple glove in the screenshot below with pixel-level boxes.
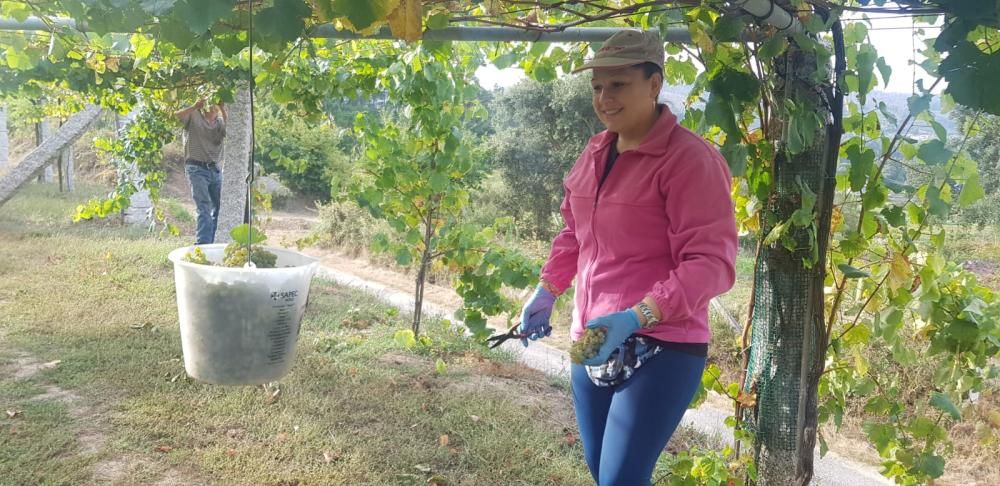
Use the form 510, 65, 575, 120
581, 309, 641, 366
518, 286, 556, 346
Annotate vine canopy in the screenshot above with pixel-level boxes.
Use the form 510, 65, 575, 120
1, 1, 1000, 115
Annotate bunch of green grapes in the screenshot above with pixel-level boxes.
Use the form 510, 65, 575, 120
570, 327, 608, 364
222, 242, 278, 268
183, 247, 211, 265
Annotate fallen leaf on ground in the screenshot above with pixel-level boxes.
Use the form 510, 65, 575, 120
989, 410, 1000, 429
414, 464, 432, 473
6, 410, 23, 418
323, 451, 340, 463
427, 475, 448, 485
438, 434, 449, 447
275, 432, 289, 443
225, 448, 238, 457
469, 415, 480, 422
155, 445, 173, 453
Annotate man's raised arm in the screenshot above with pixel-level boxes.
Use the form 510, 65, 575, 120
174, 99, 204, 122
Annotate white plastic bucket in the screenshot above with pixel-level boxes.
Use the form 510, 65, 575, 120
167, 244, 319, 385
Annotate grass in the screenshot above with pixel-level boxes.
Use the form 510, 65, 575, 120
0, 184, 590, 485
0, 183, 720, 485
941, 223, 1000, 290
162, 197, 195, 225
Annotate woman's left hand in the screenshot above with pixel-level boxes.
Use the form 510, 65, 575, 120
581, 310, 641, 366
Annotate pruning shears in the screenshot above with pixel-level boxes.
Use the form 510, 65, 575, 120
485, 323, 528, 349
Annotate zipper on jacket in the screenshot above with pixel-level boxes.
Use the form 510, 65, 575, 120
583, 145, 618, 325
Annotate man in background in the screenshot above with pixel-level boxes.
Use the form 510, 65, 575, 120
174, 99, 227, 245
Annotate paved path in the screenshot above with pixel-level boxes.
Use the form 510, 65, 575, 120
314, 265, 892, 486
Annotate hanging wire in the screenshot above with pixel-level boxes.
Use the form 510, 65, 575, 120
245, 0, 256, 267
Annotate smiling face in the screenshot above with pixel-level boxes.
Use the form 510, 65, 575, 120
590, 65, 662, 136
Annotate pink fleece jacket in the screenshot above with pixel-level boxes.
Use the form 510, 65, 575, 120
541, 105, 738, 343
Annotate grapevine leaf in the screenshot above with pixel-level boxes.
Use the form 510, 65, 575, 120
907, 93, 932, 117
930, 392, 962, 420
387, 0, 422, 41
876, 56, 891, 88
140, 0, 177, 15
917, 140, 953, 166
230, 224, 267, 245
838, 264, 870, 279
255, 0, 311, 53
940, 40, 1000, 116
847, 144, 875, 192
333, 0, 400, 31
857, 44, 877, 105
863, 423, 896, 456
130, 34, 155, 63
394, 329, 417, 349
958, 173, 985, 207
758, 35, 788, 60
712, 14, 746, 42
915, 453, 945, 479
173, 0, 234, 35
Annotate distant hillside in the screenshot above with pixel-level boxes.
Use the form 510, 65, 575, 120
660, 84, 957, 139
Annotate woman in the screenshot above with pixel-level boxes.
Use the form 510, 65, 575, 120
518, 29, 738, 485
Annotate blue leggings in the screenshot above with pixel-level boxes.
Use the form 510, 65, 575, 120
571, 348, 706, 486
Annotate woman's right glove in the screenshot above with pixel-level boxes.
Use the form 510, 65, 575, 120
518, 286, 556, 346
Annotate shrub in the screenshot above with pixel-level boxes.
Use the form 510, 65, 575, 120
252, 106, 352, 202
314, 199, 389, 257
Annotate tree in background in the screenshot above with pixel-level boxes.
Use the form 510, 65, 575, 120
253, 105, 352, 203
956, 110, 1000, 226
353, 43, 534, 336
487, 75, 601, 240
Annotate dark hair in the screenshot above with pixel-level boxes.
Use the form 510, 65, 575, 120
633, 62, 663, 80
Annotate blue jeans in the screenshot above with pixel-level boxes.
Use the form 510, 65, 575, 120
571, 348, 706, 486
184, 162, 221, 245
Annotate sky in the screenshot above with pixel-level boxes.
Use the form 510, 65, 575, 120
475, 13, 942, 95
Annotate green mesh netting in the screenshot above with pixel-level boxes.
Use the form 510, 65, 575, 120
741, 42, 832, 484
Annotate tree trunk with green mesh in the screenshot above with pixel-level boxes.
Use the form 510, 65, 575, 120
744, 40, 833, 485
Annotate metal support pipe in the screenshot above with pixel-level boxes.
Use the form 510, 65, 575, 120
732, 0, 802, 33
310, 24, 693, 43
0, 16, 78, 31
0, 16, 692, 44
1, 5, 803, 43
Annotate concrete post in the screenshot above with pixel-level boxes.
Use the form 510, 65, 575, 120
117, 109, 154, 225
0, 105, 101, 207
35, 118, 54, 183
216, 86, 251, 244
0, 105, 8, 172
60, 143, 74, 192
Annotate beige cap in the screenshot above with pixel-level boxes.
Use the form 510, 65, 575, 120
573, 29, 664, 73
